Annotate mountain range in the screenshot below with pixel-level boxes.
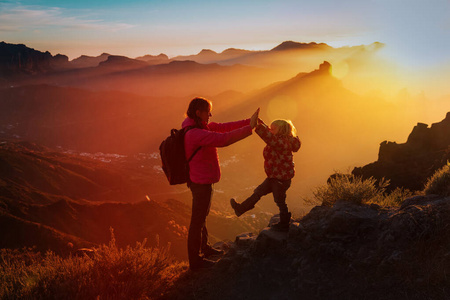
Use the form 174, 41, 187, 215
0, 40, 449, 261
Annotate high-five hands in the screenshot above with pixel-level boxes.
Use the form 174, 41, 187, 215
250, 108, 260, 129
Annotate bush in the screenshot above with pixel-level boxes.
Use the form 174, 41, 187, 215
310, 173, 413, 207
0, 229, 187, 299
424, 162, 450, 197
367, 187, 413, 207
312, 173, 388, 207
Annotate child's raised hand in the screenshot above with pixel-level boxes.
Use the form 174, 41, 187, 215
250, 108, 260, 129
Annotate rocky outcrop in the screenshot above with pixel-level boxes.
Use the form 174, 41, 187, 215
352, 112, 450, 191
164, 195, 450, 300
0, 42, 69, 76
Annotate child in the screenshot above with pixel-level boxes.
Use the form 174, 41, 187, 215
230, 118, 301, 231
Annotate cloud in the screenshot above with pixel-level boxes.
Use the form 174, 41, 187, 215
0, 3, 135, 33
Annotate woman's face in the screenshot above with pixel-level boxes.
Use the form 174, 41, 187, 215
196, 105, 212, 124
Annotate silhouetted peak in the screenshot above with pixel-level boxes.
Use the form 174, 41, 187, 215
271, 41, 331, 51
99, 55, 148, 69
137, 53, 168, 59
70, 53, 111, 68
73, 53, 110, 60
319, 61, 331, 72
103, 55, 134, 62
168, 60, 199, 66
53, 54, 69, 62
221, 48, 250, 54
198, 49, 217, 55
303, 61, 332, 78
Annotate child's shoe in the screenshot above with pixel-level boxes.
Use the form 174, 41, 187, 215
271, 212, 291, 232
230, 198, 244, 217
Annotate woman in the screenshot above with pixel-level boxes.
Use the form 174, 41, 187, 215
183, 97, 259, 271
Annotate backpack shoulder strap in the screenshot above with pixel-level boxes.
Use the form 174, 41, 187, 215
184, 126, 202, 162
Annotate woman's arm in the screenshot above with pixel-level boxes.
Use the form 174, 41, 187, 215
208, 108, 259, 133
208, 119, 250, 133
187, 125, 253, 148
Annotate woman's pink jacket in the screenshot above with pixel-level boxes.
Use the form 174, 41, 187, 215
182, 117, 252, 184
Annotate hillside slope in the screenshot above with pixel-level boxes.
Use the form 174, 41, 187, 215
161, 193, 450, 300
0, 140, 272, 259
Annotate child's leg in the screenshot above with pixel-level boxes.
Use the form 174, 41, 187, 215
272, 179, 291, 214
231, 178, 272, 216
271, 179, 292, 231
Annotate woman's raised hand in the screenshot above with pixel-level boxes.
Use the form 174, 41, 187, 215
250, 108, 260, 129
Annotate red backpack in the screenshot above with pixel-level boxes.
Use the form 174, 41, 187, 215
159, 127, 201, 185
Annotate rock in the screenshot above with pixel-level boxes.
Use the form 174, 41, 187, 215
235, 232, 256, 247
254, 227, 288, 254
352, 112, 450, 191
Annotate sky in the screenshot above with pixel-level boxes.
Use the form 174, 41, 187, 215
1, 0, 450, 70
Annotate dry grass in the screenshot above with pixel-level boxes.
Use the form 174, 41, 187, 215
308, 173, 414, 207
424, 162, 450, 197
0, 228, 187, 300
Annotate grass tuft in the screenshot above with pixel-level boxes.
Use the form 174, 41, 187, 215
424, 162, 450, 197
309, 173, 415, 207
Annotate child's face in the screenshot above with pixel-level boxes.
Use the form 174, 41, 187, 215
270, 123, 279, 135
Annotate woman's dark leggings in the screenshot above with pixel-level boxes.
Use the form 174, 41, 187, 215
188, 182, 213, 266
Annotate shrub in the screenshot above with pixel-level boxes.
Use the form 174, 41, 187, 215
312, 173, 388, 207
367, 187, 413, 207
0, 229, 187, 299
424, 162, 450, 197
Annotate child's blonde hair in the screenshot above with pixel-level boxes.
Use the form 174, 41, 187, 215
271, 119, 297, 137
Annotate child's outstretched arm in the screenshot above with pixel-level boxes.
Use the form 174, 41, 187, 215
255, 123, 279, 148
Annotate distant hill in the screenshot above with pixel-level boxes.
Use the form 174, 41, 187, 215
13, 58, 283, 97
0, 85, 185, 153
270, 40, 332, 51
70, 53, 111, 68
135, 53, 170, 65
172, 48, 253, 64
0, 139, 189, 257
0, 140, 168, 205
98, 55, 149, 70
